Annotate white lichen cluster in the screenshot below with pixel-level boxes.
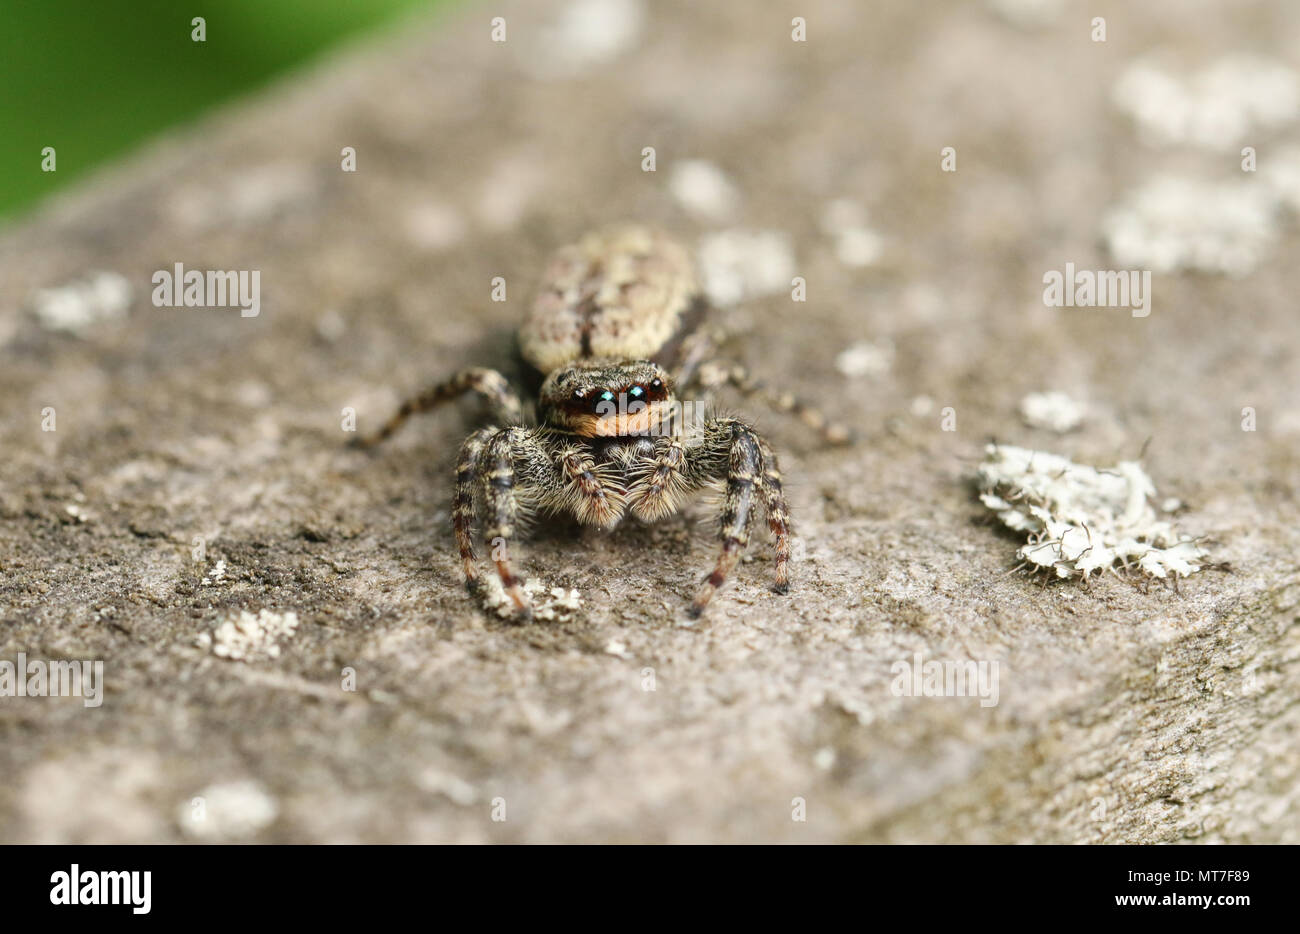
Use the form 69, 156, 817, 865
178, 780, 278, 840
483, 576, 583, 622
200, 559, 227, 587
819, 199, 883, 268
1019, 391, 1086, 433
696, 229, 796, 307
30, 271, 132, 334
835, 338, 895, 378
64, 502, 95, 523
200, 609, 300, 661
1102, 176, 1279, 276
403, 201, 466, 251
168, 162, 315, 230
1261, 145, 1300, 213
670, 159, 740, 223
416, 767, 479, 806
1112, 57, 1299, 151
524, 0, 644, 78
977, 445, 1207, 580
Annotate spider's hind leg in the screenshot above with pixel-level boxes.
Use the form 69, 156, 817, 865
688, 359, 854, 446
754, 435, 791, 593
353, 367, 524, 448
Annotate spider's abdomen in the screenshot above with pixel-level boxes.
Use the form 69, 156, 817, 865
519, 225, 706, 376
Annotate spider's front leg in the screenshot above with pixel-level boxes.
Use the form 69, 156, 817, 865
458, 426, 597, 619
686, 418, 792, 618
452, 427, 495, 596
473, 426, 556, 619
353, 367, 524, 448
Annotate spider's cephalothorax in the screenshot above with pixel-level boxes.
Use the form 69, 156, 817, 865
356, 225, 853, 619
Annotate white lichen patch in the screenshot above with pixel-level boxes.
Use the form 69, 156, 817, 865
819, 199, 884, 268
315, 308, 346, 343
178, 780, 278, 840
1019, 391, 1086, 433
835, 338, 895, 378
1261, 144, 1300, 213
1102, 176, 1278, 276
168, 162, 316, 228
404, 201, 466, 251
64, 502, 96, 523
200, 559, 227, 587
670, 159, 740, 222
483, 576, 583, 622
476, 151, 545, 231
813, 746, 837, 772
977, 445, 1207, 581
1113, 57, 1299, 151
697, 229, 796, 307
603, 638, 630, 659
30, 271, 132, 334
208, 609, 300, 661
416, 767, 479, 806
523, 0, 644, 78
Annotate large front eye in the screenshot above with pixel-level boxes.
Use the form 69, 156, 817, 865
628, 385, 645, 400
594, 389, 616, 413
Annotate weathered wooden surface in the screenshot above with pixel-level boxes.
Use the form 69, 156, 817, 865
1, 0, 1297, 843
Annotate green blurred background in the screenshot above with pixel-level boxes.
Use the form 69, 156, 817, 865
1, 0, 449, 221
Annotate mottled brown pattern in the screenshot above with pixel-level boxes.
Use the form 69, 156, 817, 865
519, 225, 700, 374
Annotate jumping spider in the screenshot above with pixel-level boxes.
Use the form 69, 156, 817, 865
355, 225, 851, 619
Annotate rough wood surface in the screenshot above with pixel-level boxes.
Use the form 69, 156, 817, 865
1, 0, 1297, 843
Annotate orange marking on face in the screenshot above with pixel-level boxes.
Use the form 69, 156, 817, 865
570, 400, 667, 437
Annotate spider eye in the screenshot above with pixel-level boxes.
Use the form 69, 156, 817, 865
629, 385, 645, 399
594, 389, 616, 413
650, 378, 663, 389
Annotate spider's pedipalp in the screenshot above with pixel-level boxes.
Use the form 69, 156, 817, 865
627, 434, 691, 522
556, 444, 625, 528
